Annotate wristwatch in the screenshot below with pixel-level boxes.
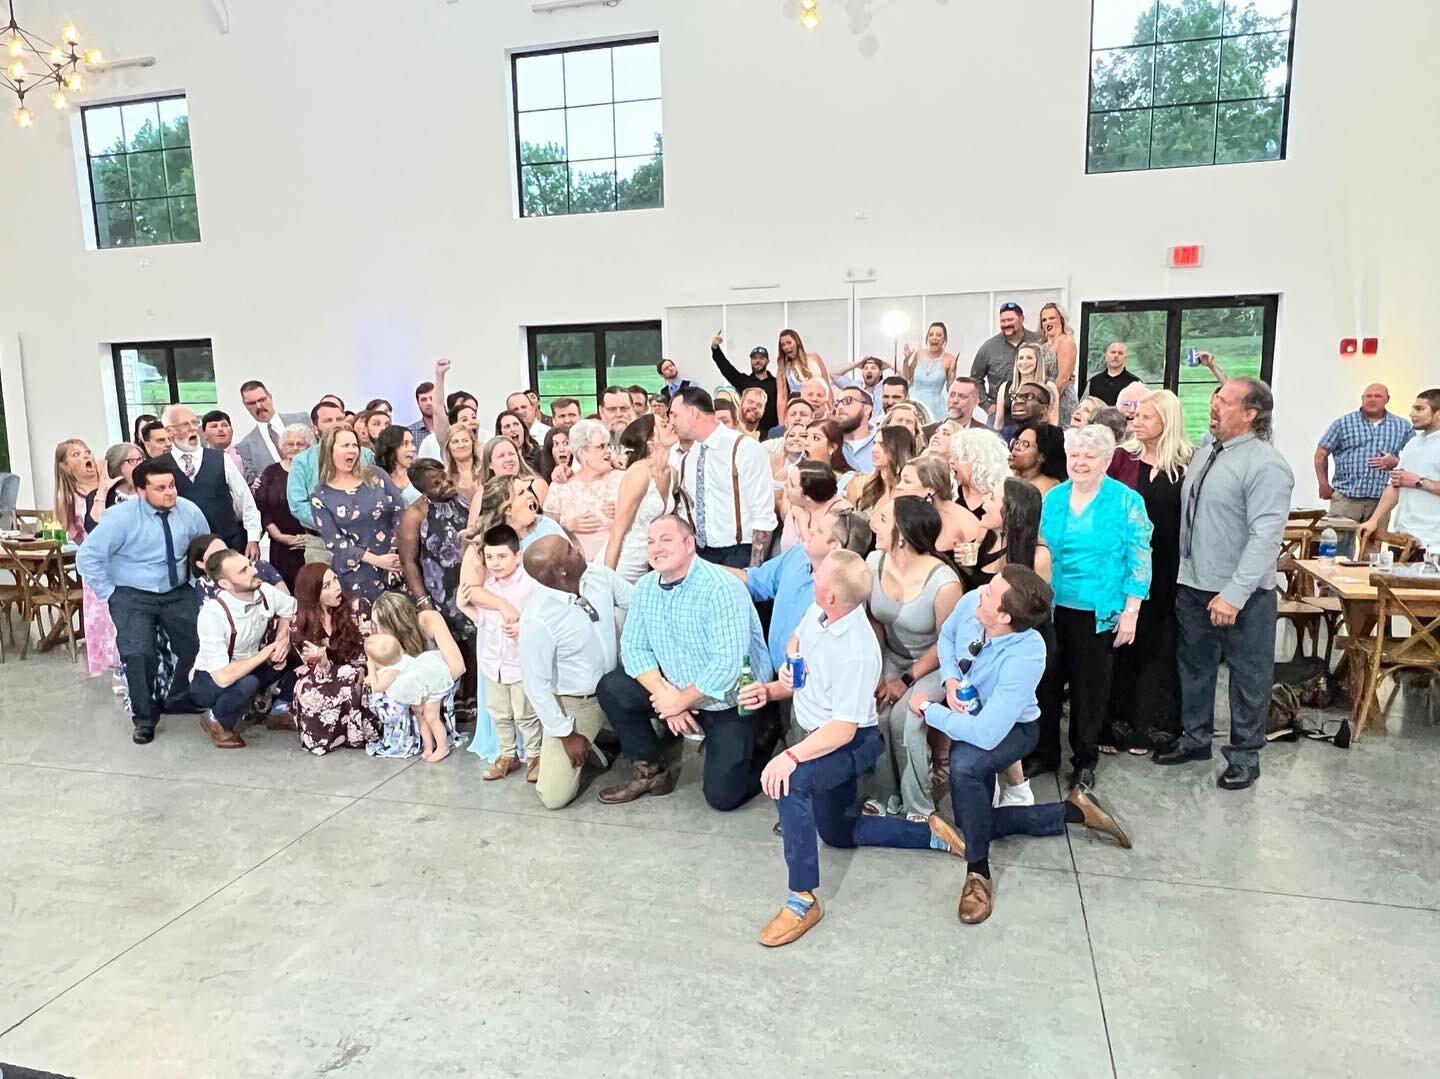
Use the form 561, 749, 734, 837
900, 670, 916, 687
1415, 478, 1425, 489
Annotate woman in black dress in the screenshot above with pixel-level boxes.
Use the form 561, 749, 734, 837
1106, 390, 1192, 752
254, 422, 313, 590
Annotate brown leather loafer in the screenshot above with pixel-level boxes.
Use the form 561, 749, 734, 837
526, 757, 540, 783
597, 761, 676, 805
200, 717, 244, 749
484, 754, 520, 781
1066, 783, 1132, 849
958, 872, 993, 925
759, 898, 823, 947
928, 814, 966, 859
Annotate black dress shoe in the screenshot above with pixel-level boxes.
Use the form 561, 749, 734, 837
132, 726, 155, 745
1153, 743, 1213, 766
1066, 766, 1096, 791
1217, 763, 1259, 790
1022, 754, 1058, 778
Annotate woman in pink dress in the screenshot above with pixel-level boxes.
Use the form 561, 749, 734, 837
541, 418, 621, 562
53, 439, 117, 675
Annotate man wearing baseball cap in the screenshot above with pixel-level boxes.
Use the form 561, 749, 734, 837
710, 331, 779, 432
970, 301, 1041, 422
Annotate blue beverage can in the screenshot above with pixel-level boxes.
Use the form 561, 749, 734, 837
1186, 347, 1200, 367
787, 653, 807, 690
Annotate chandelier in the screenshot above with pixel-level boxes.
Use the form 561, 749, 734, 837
1, 1, 103, 128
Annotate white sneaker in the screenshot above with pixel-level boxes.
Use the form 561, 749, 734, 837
999, 779, 1035, 808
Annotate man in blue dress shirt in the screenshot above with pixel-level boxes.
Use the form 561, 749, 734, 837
596, 515, 777, 810
76, 460, 209, 744
906, 566, 1133, 924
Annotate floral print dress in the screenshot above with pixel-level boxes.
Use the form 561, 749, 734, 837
293, 598, 383, 755
311, 473, 406, 605
418, 496, 474, 652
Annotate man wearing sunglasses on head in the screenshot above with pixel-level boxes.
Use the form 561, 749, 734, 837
907, 565, 1133, 925
971, 301, 1041, 420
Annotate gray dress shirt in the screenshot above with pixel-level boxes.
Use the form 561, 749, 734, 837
1178, 431, 1294, 609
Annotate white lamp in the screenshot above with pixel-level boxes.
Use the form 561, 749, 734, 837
880, 309, 910, 364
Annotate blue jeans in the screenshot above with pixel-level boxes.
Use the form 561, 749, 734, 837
191, 661, 296, 731
1174, 585, 1275, 770
778, 727, 933, 892
596, 667, 771, 811
948, 722, 1067, 864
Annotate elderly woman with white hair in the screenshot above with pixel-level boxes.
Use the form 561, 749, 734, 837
255, 420, 316, 590
1034, 424, 1153, 790
949, 426, 1012, 517
541, 417, 622, 562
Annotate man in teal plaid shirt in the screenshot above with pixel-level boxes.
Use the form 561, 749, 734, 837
596, 516, 778, 809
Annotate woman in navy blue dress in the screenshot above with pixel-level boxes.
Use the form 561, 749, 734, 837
311, 427, 406, 605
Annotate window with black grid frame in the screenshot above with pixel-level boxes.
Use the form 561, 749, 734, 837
82, 94, 200, 248
512, 38, 663, 217
1086, 0, 1297, 173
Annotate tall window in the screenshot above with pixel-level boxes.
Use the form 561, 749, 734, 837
527, 322, 663, 416
1080, 295, 1277, 442
512, 38, 663, 217
1087, 1, 1296, 173
112, 340, 216, 437
82, 95, 200, 248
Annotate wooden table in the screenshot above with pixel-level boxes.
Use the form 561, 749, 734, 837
1293, 558, 1440, 731
0, 541, 83, 654
1283, 516, 1361, 558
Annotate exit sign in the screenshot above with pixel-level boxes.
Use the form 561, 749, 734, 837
1169, 244, 1204, 268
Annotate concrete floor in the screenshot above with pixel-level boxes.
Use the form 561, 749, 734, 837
2, 649, 1439, 1078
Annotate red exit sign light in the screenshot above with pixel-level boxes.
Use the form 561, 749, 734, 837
1169, 245, 1203, 268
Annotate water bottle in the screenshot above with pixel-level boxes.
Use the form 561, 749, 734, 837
954, 671, 981, 716
735, 654, 757, 716
1317, 527, 1338, 566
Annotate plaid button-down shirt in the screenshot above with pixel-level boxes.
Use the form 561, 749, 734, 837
1318, 410, 1414, 500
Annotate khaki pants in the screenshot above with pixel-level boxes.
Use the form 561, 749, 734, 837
302, 533, 332, 565
535, 693, 608, 811
484, 675, 541, 758
1329, 495, 1379, 557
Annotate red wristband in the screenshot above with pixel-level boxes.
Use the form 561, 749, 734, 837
784, 750, 800, 766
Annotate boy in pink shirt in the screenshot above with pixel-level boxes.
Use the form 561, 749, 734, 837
461, 524, 542, 781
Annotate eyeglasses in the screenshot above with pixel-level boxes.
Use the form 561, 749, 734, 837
575, 595, 599, 622
1008, 437, 1034, 450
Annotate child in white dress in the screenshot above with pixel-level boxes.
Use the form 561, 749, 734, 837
366, 633, 456, 762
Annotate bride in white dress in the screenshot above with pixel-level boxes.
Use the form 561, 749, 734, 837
604, 412, 676, 582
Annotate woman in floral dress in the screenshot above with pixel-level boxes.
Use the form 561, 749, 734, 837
311, 426, 406, 605
290, 563, 382, 754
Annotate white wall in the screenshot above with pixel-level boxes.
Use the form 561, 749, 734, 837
1, 0, 1436, 505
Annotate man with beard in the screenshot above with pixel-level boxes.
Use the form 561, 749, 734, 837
157, 404, 260, 559
711, 332, 780, 432
832, 386, 876, 473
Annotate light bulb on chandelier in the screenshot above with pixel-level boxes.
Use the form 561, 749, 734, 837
801, 7, 820, 30
14, 105, 33, 127
1, 6, 103, 127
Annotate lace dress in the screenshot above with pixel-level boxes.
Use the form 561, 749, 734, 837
543, 470, 623, 563
616, 475, 667, 582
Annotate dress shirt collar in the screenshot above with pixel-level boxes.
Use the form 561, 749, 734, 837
700, 424, 731, 450
1212, 430, 1256, 453
818, 603, 866, 635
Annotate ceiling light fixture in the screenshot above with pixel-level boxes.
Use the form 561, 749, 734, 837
1, 1, 105, 127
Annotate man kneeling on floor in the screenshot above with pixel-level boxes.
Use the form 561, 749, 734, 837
190, 549, 299, 749
743, 549, 966, 947
911, 565, 1131, 925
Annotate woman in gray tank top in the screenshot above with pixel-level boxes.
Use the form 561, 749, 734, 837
866, 496, 963, 819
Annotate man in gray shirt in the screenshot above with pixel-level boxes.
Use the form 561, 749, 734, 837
970, 301, 1042, 419
1155, 378, 1293, 790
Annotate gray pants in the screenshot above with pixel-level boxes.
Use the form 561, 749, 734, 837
1174, 585, 1276, 770
870, 656, 943, 815
1057, 381, 1079, 428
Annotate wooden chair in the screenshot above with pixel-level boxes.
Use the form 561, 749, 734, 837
1347, 572, 1440, 739
12, 509, 44, 536
1281, 509, 1325, 562
1356, 528, 1419, 564
1276, 511, 1331, 661
0, 539, 82, 660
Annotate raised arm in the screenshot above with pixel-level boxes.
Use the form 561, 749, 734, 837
710, 333, 747, 386
431, 358, 452, 445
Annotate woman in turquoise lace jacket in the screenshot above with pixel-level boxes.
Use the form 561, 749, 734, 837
1035, 423, 1152, 790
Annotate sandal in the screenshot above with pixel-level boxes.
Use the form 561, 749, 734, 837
861, 799, 884, 816
1126, 747, 1149, 755
1098, 745, 1118, 755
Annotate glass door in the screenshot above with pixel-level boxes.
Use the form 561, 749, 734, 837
1081, 295, 1277, 442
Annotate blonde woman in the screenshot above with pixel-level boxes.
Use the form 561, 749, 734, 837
926, 419, 962, 459
994, 342, 1059, 427
881, 401, 927, 441
1107, 389, 1193, 755
1070, 395, 1106, 430
365, 590, 467, 759
442, 424, 483, 504
1038, 301, 1079, 426
310, 426, 405, 604
949, 426, 1012, 517
480, 435, 548, 506
54, 439, 114, 675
